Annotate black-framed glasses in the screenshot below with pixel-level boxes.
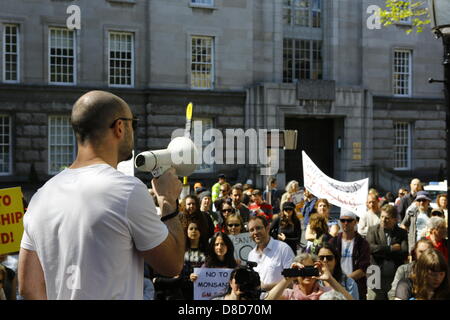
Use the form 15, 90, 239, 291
110, 117, 138, 130
227, 223, 241, 228
222, 209, 233, 213
340, 219, 355, 223
318, 255, 335, 262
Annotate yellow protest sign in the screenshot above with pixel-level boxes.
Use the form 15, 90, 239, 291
0, 187, 24, 255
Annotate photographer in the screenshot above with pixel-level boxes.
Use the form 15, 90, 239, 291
276, 253, 354, 300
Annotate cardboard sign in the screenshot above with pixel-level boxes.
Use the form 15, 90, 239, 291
0, 187, 25, 255
302, 151, 369, 217
193, 267, 233, 300
228, 232, 255, 264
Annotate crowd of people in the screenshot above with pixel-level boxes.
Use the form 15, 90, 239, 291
2, 91, 449, 301
142, 175, 450, 300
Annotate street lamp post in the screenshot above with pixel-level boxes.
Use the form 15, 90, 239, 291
428, 0, 450, 264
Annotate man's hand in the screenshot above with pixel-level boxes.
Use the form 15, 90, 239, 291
151, 168, 182, 214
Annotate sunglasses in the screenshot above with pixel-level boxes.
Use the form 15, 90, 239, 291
227, 223, 241, 228
110, 117, 138, 130
432, 212, 444, 217
318, 255, 335, 261
417, 199, 429, 203
340, 219, 355, 223
222, 209, 233, 213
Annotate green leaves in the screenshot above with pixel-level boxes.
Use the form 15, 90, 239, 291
379, 0, 431, 33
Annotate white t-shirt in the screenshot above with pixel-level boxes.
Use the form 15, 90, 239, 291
341, 239, 354, 276
247, 238, 295, 286
416, 212, 430, 241
20, 164, 168, 300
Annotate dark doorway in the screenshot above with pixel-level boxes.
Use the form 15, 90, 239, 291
285, 117, 334, 185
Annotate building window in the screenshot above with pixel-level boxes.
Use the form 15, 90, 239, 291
48, 115, 75, 174
0, 115, 11, 175
191, 36, 214, 89
109, 32, 134, 87
49, 28, 76, 84
283, 38, 322, 82
3, 24, 19, 83
193, 118, 214, 173
283, 0, 321, 28
191, 0, 214, 5
393, 50, 412, 96
394, 122, 411, 170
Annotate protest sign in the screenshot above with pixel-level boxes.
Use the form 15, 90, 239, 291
193, 267, 233, 300
302, 151, 369, 217
228, 232, 255, 264
0, 187, 25, 255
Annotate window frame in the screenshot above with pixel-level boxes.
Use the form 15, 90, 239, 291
48, 27, 77, 85
190, 35, 215, 90
392, 49, 412, 97
48, 115, 76, 175
3, 24, 20, 83
0, 115, 12, 175
283, 38, 322, 83
283, 0, 322, 28
108, 31, 135, 88
393, 121, 412, 170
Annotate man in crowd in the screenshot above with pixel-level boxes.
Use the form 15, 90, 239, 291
247, 216, 295, 292
211, 174, 227, 202
358, 194, 381, 237
18, 91, 184, 300
366, 204, 408, 300
263, 177, 282, 216
230, 185, 250, 224
330, 210, 371, 299
400, 191, 433, 253
396, 178, 421, 221
249, 189, 273, 222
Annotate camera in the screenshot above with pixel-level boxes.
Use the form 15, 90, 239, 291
281, 266, 319, 278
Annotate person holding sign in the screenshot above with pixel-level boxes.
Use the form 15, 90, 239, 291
18, 91, 184, 300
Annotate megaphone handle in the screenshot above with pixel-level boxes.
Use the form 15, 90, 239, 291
152, 167, 165, 178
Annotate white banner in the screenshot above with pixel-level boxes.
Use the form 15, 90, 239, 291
193, 268, 233, 300
302, 151, 369, 217
228, 233, 255, 264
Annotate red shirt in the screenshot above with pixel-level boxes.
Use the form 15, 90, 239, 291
248, 203, 273, 222
427, 235, 448, 261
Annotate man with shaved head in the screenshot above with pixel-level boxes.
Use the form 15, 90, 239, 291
18, 91, 184, 300
395, 178, 422, 221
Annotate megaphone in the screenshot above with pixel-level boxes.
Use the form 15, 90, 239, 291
135, 137, 199, 177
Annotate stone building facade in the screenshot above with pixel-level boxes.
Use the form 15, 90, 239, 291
0, 0, 446, 200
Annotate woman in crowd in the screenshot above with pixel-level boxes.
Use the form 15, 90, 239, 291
214, 198, 236, 233
426, 217, 448, 260
306, 199, 339, 237
153, 218, 208, 300
395, 248, 450, 300
317, 243, 359, 299
276, 252, 353, 300
280, 180, 300, 209
181, 219, 207, 299
225, 214, 245, 236
270, 201, 301, 255
388, 238, 433, 299
305, 213, 333, 255
203, 232, 238, 269
179, 194, 214, 240
436, 193, 448, 226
